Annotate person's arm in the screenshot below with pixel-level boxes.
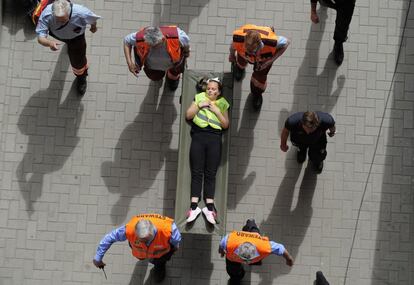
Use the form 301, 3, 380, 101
328, 125, 336, 137
169, 223, 182, 249
283, 249, 294, 266
93, 226, 127, 268
209, 104, 229, 129
270, 241, 294, 266
271, 36, 290, 62
310, 0, 319, 24
177, 28, 190, 58
258, 36, 290, 70
324, 113, 336, 137
280, 127, 290, 152
35, 12, 60, 51
123, 33, 140, 77
37, 36, 60, 51
218, 235, 229, 257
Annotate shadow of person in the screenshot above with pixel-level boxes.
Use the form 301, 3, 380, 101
16, 48, 84, 215
256, 158, 318, 284
128, 260, 149, 285
126, 235, 214, 284
101, 81, 177, 225
227, 84, 259, 209
2, 0, 37, 39
291, 7, 344, 114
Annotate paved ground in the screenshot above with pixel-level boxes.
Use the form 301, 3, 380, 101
1, 0, 413, 284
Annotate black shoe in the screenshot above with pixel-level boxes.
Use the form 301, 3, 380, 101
166, 77, 180, 91
297, 149, 307, 163
333, 42, 344, 65
314, 161, 324, 173
153, 264, 166, 283
76, 75, 87, 96
316, 271, 330, 285
251, 93, 263, 111
232, 63, 245, 81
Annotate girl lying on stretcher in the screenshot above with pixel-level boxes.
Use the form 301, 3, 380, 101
185, 77, 230, 225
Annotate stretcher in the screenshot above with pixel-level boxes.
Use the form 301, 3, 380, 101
174, 70, 233, 235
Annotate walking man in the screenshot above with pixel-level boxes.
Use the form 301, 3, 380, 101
280, 111, 336, 173
229, 24, 290, 110
93, 213, 181, 283
219, 219, 294, 284
123, 26, 190, 91
36, 0, 100, 95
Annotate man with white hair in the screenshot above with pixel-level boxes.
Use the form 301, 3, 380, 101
219, 219, 294, 283
93, 213, 181, 283
123, 26, 190, 91
35, 0, 100, 95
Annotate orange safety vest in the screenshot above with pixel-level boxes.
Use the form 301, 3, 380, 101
125, 214, 173, 259
226, 231, 272, 264
31, 0, 55, 25
135, 26, 182, 66
232, 24, 279, 63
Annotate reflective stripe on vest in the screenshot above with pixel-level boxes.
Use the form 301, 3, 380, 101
125, 214, 173, 259
226, 231, 272, 264
232, 24, 278, 63
135, 26, 181, 66
195, 113, 222, 129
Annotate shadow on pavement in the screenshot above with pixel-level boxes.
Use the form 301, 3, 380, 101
16, 47, 83, 215
101, 81, 177, 225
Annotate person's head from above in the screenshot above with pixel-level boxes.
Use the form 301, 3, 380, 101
206, 77, 222, 100
136, 219, 155, 243
244, 30, 262, 55
144, 27, 165, 47
301, 111, 320, 134
52, 0, 71, 24
238, 242, 257, 262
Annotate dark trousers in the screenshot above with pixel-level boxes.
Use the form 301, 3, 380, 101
319, 0, 356, 43
150, 248, 176, 268
293, 137, 328, 164
143, 57, 186, 81
235, 55, 272, 96
189, 130, 222, 200
226, 220, 261, 282
51, 33, 88, 76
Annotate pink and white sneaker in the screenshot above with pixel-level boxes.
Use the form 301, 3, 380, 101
202, 207, 217, 224
186, 207, 202, 223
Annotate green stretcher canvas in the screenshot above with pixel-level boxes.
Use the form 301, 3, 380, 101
174, 70, 233, 235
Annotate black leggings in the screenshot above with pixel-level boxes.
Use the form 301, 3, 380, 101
190, 130, 222, 200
